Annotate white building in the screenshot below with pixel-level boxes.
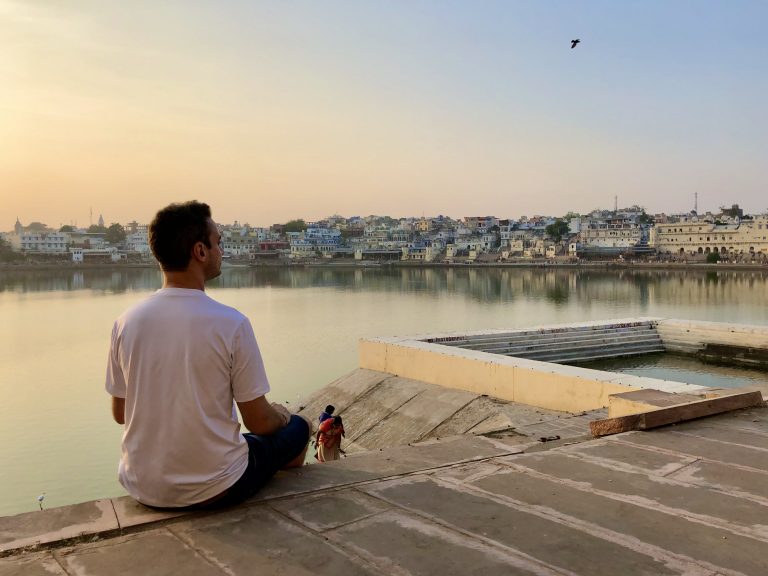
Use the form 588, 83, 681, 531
20, 231, 70, 253
652, 215, 768, 256
71, 247, 120, 263
579, 216, 643, 249
125, 231, 151, 254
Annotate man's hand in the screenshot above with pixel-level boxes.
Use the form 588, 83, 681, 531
270, 402, 292, 427
237, 396, 291, 435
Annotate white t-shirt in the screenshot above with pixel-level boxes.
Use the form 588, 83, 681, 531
105, 288, 270, 507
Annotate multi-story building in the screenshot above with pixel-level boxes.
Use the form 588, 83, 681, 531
498, 220, 516, 248
390, 229, 412, 243
578, 214, 645, 251
125, 231, 151, 254
363, 225, 390, 243
222, 229, 259, 257
20, 231, 70, 253
401, 242, 435, 262
289, 227, 342, 258
652, 215, 768, 257
463, 216, 497, 234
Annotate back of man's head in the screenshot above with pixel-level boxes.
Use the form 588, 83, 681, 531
325, 405, 335, 414
149, 201, 211, 271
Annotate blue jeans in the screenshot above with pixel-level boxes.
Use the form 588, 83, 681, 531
202, 415, 309, 509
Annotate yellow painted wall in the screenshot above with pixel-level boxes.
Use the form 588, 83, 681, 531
359, 339, 637, 413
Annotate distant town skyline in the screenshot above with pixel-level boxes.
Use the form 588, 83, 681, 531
6, 199, 766, 234
2, 1, 767, 232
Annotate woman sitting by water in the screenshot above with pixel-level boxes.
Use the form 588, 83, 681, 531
316, 416, 345, 462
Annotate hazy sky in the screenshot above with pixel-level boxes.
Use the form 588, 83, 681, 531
2, 1, 767, 230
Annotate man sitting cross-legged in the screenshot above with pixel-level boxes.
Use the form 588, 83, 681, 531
106, 201, 310, 509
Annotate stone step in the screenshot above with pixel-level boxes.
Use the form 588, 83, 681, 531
442, 324, 657, 349
477, 333, 663, 356
515, 343, 665, 364
548, 348, 665, 364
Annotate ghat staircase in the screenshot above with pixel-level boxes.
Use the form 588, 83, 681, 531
437, 321, 664, 364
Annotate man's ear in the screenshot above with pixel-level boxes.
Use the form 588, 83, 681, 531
192, 242, 207, 261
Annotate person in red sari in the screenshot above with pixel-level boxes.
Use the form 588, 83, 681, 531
316, 416, 345, 462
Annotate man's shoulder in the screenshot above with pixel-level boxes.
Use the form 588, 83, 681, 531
200, 296, 248, 325
116, 291, 247, 327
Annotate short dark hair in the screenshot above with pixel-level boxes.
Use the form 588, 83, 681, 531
325, 405, 335, 414
149, 201, 212, 271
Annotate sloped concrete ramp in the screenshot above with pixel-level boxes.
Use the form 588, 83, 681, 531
297, 369, 603, 453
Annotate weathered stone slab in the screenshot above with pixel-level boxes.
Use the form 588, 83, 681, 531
615, 429, 768, 471
329, 509, 542, 575
662, 422, 768, 450
361, 476, 681, 575
0, 552, 66, 576
353, 386, 477, 448
111, 496, 189, 530
704, 408, 768, 433
608, 389, 704, 418
514, 416, 594, 440
499, 402, 574, 427
341, 376, 429, 443
502, 451, 768, 538
466, 412, 515, 435
170, 505, 376, 575
464, 401, 573, 436
590, 390, 765, 437
0, 500, 117, 553
425, 396, 506, 438
471, 466, 768, 576
269, 489, 390, 531
666, 458, 768, 499
297, 369, 390, 425
564, 439, 697, 476
253, 462, 378, 501
255, 435, 515, 501
58, 529, 218, 576
434, 461, 506, 484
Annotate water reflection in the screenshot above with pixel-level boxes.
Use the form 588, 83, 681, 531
2, 266, 767, 309
581, 352, 766, 389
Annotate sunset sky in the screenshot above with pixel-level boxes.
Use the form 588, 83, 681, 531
2, 1, 767, 231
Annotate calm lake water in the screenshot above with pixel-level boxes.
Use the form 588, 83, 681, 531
1, 266, 768, 516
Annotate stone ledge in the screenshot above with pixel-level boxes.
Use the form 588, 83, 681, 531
591, 389, 766, 437
0, 434, 533, 557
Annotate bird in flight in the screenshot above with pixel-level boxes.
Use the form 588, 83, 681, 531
571, 39, 580, 49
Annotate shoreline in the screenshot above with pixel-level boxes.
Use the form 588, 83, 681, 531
2, 260, 767, 273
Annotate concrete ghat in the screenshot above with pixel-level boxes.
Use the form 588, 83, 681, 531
3, 406, 768, 575
297, 369, 605, 455
360, 327, 697, 413
359, 317, 768, 413
657, 318, 768, 364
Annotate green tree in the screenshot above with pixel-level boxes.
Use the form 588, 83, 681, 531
638, 211, 654, 225
0, 237, 24, 262
706, 252, 721, 264
26, 222, 48, 232
59, 225, 75, 232
545, 220, 570, 242
283, 219, 307, 233
105, 223, 126, 245
87, 224, 107, 234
